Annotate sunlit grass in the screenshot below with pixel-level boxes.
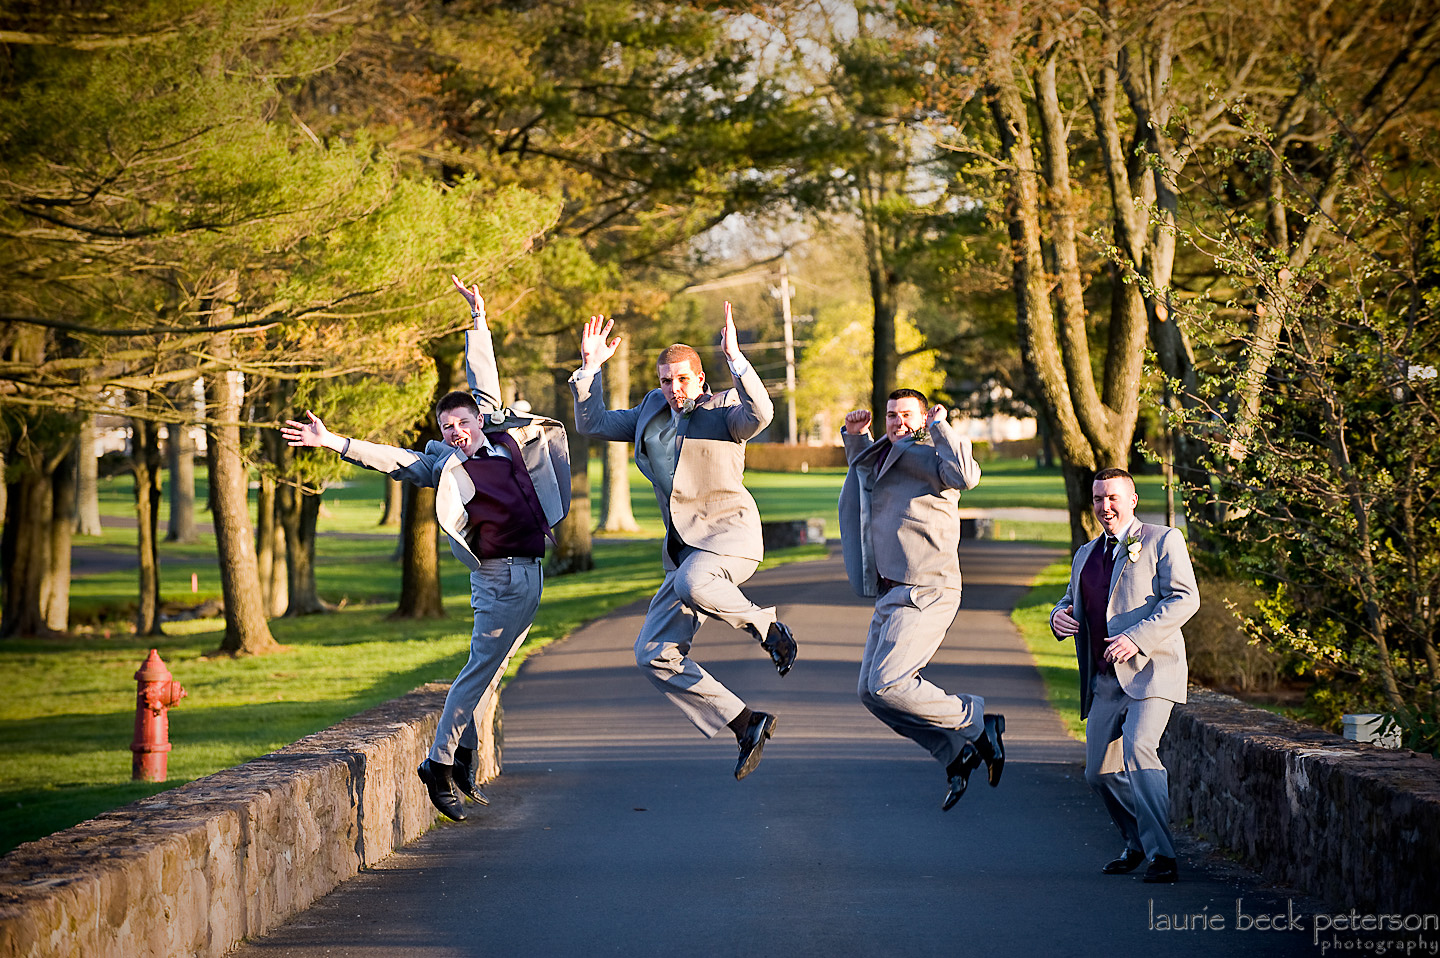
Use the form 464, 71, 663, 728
1010, 559, 1085, 741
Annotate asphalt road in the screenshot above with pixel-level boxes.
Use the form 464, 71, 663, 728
232, 542, 1326, 958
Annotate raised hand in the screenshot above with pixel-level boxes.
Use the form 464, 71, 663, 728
720, 301, 742, 362
844, 409, 872, 436
281, 411, 335, 450
450, 274, 485, 326
579, 314, 620, 371
927, 404, 947, 428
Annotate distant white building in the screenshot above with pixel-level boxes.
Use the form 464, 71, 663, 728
948, 412, 1037, 443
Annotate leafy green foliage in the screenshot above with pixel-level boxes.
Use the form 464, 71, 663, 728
1175, 133, 1440, 749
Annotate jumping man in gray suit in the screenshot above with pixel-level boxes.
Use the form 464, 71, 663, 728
283, 276, 570, 822
839, 389, 1004, 811
570, 303, 797, 780
1050, 467, 1199, 883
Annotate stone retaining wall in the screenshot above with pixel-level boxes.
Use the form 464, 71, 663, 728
1162, 688, 1440, 912
0, 682, 497, 958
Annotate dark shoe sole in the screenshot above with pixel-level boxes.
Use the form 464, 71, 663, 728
942, 742, 979, 810
735, 714, 777, 780
761, 622, 797, 677
452, 750, 491, 806
984, 714, 1005, 788
1102, 853, 1146, 874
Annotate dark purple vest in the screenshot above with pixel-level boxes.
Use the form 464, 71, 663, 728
459, 432, 548, 559
1080, 538, 1116, 676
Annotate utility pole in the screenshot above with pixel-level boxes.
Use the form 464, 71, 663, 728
778, 257, 797, 445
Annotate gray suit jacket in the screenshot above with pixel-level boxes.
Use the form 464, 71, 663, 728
571, 363, 773, 570
340, 326, 571, 573
1051, 523, 1199, 718
838, 420, 982, 597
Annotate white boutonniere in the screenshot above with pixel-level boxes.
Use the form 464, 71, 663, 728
1124, 534, 1142, 563
679, 398, 696, 418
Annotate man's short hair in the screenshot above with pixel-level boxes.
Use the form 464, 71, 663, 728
1094, 466, 1136, 489
888, 387, 928, 407
657, 343, 703, 371
435, 391, 480, 420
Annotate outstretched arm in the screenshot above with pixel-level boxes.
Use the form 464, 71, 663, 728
281, 411, 349, 455
452, 274, 502, 412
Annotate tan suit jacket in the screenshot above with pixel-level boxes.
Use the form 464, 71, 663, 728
1052, 523, 1199, 718
571, 363, 773, 569
838, 420, 982, 597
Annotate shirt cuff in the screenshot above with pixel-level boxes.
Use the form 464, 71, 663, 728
727, 356, 751, 378
570, 367, 598, 384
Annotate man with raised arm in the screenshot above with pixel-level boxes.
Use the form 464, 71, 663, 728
281, 276, 569, 822
838, 389, 1002, 811
569, 304, 797, 780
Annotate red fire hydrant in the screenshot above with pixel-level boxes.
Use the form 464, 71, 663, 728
131, 649, 187, 782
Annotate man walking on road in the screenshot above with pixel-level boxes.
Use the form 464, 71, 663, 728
569, 303, 797, 780
282, 276, 570, 823
838, 389, 1003, 810
1050, 467, 1199, 883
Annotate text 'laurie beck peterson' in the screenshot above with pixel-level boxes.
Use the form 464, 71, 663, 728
1148, 901, 1440, 946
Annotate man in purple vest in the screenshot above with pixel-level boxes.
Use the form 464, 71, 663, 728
1050, 468, 1198, 883
282, 276, 570, 822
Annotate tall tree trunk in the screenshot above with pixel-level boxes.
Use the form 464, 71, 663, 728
391, 481, 444, 618
255, 470, 288, 618
1, 327, 68, 638
281, 482, 327, 616
985, 22, 1097, 548
165, 414, 197, 543
206, 271, 280, 655
861, 170, 900, 419
132, 406, 165, 636
1, 468, 54, 637
393, 350, 451, 617
548, 362, 593, 574
73, 413, 103, 536
379, 477, 402, 526
599, 336, 640, 533
44, 442, 76, 633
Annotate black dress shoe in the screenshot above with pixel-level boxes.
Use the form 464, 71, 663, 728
759, 622, 797, 676
972, 713, 1005, 787
1102, 849, 1146, 874
452, 746, 490, 806
1143, 855, 1179, 883
734, 711, 776, 780
942, 742, 980, 810
417, 759, 467, 822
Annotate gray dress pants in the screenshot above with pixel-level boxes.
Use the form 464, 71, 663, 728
1084, 671, 1177, 859
857, 583, 984, 768
428, 556, 542, 764
634, 545, 777, 737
